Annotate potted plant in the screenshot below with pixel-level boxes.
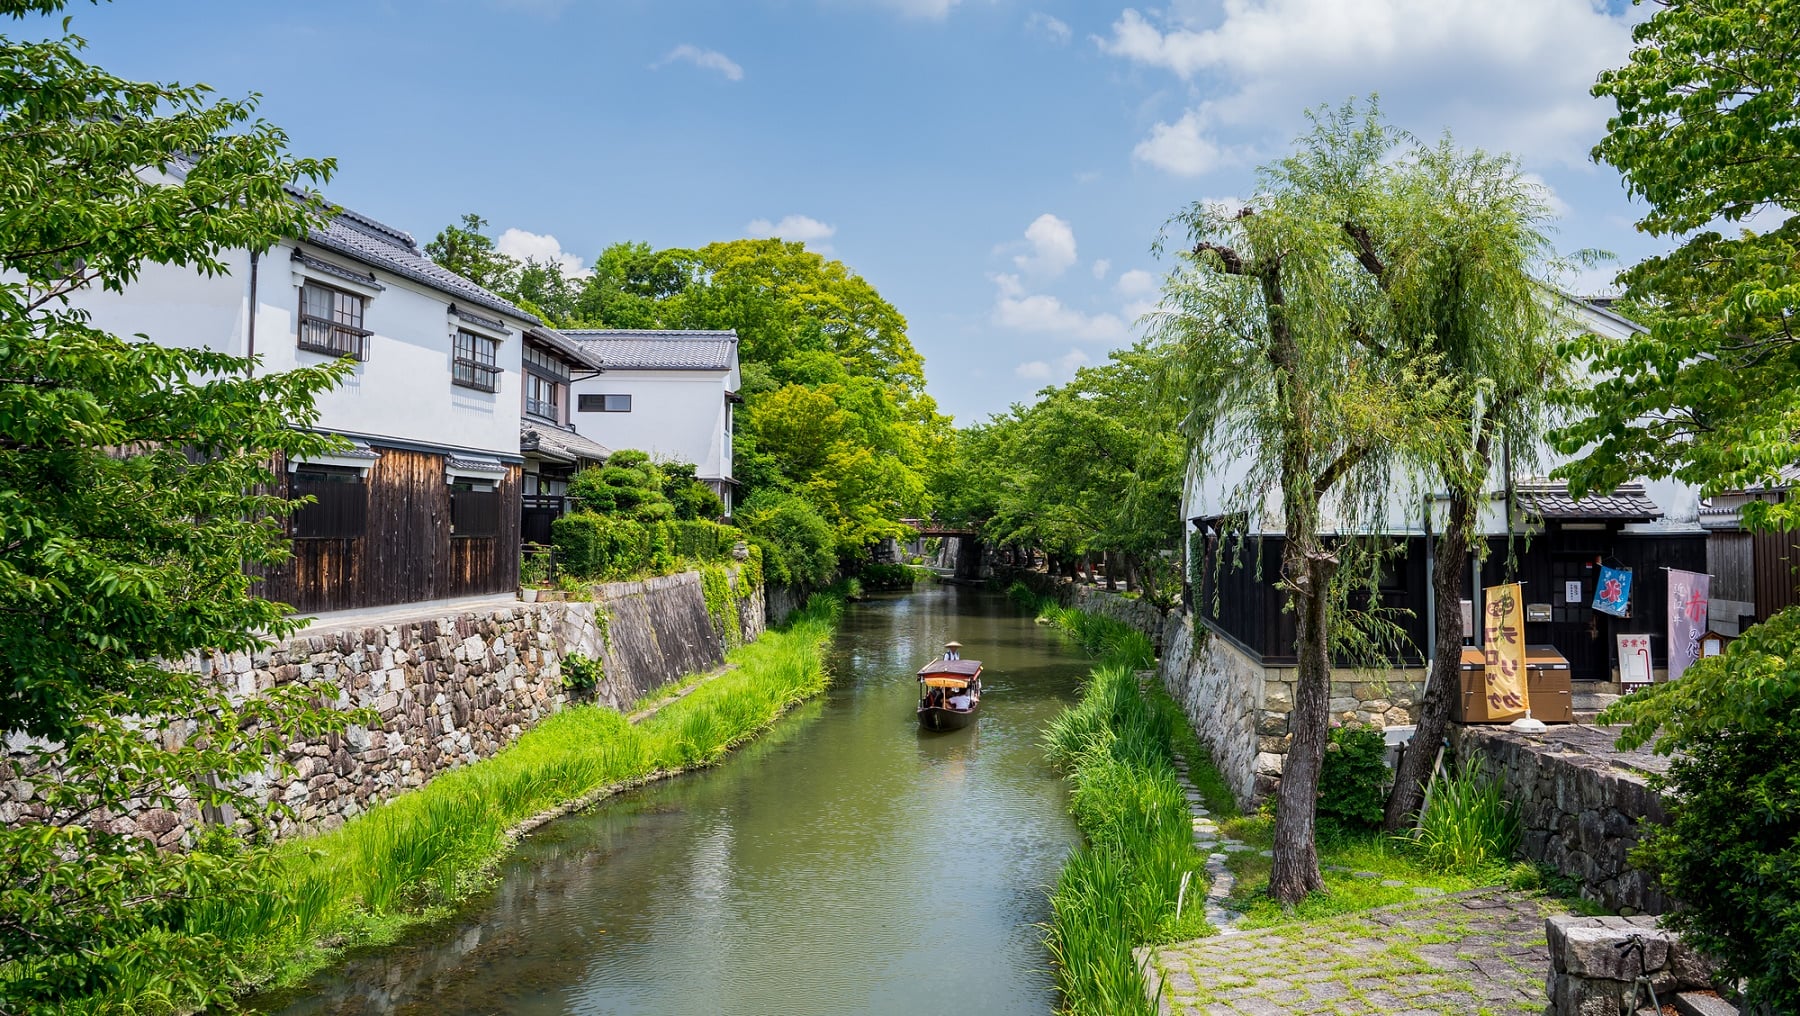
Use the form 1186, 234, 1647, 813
520, 549, 551, 602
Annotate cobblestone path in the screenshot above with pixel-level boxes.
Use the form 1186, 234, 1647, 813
1139, 888, 1563, 1015
1170, 750, 1255, 934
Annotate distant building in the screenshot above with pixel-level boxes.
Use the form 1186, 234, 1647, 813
564, 330, 740, 513
518, 325, 610, 546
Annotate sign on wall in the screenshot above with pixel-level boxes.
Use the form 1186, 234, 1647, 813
1592, 565, 1633, 618
1667, 568, 1712, 681
1482, 582, 1528, 720
1617, 633, 1653, 689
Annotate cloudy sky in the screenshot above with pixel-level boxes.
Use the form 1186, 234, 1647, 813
54, 0, 1656, 424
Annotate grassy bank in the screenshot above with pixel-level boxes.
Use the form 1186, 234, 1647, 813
60, 592, 842, 1015
1032, 591, 1207, 1016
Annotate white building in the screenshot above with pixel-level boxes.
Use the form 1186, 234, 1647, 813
564, 330, 740, 512
67, 194, 543, 611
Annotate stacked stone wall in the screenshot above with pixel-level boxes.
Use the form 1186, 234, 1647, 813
1069, 585, 1171, 652
2, 568, 763, 847
1544, 914, 1719, 1015
1158, 612, 1426, 807
1457, 726, 1670, 916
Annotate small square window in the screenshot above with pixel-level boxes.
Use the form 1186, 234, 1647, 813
453, 330, 500, 392
298, 283, 370, 359
578, 393, 632, 413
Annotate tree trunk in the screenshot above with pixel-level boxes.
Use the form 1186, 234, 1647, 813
1103, 551, 1118, 591
1384, 470, 1485, 830
1269, 538, 1334, 903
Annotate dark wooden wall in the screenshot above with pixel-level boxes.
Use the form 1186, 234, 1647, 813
1193, 533, 1429, 666
1752, 527, 1800, 622
1470, 529, 1707, 681
258, 448, 521, 613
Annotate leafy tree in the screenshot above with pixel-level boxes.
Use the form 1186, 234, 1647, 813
660, 461, 725, 521
1151, 103, 1447, 903
735, 490, 837, 589
423, 212, 519, 293
1554, 0, 1800, 529
1373, 141, 1568, 831
1602, 608, 1800, 1011
0, 2, 353, 1006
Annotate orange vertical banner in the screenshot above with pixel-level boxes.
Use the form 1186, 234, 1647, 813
1482, 583, 1528, 720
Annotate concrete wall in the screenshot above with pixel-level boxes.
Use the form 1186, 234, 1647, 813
2, 568, 763, 847
1457, 726, 1670, 916
68, 240, 531, 461
568, 369, 734, 484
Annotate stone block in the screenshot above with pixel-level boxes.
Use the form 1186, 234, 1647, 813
1256, 710, 1289, 736
1561, 922, 1671, 980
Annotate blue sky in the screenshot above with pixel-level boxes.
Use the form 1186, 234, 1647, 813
49, 0, 1667, 424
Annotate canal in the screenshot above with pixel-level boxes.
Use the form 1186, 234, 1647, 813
256, 584, 1089, 1016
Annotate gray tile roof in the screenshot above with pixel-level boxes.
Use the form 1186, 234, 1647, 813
300, 206, 539, 325
562, 329, 738, 371
1517, 482, 1662, 522
520, 422, 611, 465
525, 325, 605, 371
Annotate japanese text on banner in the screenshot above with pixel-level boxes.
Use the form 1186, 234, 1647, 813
1483, 582, 1528, 719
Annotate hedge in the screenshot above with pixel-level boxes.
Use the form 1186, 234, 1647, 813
551, 513, 741, 580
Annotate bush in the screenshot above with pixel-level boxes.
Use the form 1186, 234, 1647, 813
1600, 607, 1800, 1012
1317, 725, 1389, 833
858, 563, 917, 590
551, 512, 650, 579
1411, 757, 1517, 872
737, 490, 836, 589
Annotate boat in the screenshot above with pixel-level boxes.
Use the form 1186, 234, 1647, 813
917, 647, 982, 732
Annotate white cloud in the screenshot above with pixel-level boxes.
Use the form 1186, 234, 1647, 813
746, 214, 838, 249
1015, 348, 1092, 382
1058, 348, 1091, 373
1133, 108, 1234, 177
1092, 259, 1112, 280
1099, 2, 1637, 170
1015, 360, 1052, 379
990, 273, 1129, 343
496, 228, 589, 278
1115, 268, 1157, 297
1012, 213, 1079, 277
1027, 11, 1072, 43
1520, 172, 1571, 218
655, 44, 744, 81
879, 0, 963, 18
1074, 169, 1102, 184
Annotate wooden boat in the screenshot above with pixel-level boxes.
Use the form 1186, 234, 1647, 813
917, 657, 982, 732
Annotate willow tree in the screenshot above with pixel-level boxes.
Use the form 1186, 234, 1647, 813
1371, 142, 1568, 831
1152, 104, 1448, 902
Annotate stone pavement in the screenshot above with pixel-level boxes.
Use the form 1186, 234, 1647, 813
1140, 888, 1563, 1015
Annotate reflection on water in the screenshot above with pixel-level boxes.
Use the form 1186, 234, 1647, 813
251, 585, 1088, 1016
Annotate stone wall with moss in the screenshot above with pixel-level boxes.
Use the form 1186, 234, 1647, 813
1, 566, 763, 847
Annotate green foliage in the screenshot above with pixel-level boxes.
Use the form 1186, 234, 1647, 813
1597, 606, 1800, 1009
1044, 658, 1202, 1016
1409, 758, 1517, 873
936, 345, 1185, 604
519, 548, 551, 587
1317, 726, 1389, 833
551, 513, 739, 582
0, 3, 367, 1006
561, 653, 603, 697
1555, 0, 1800, 528
856, 563, 918, 591
736, 489, 837, 589
1033, 600, 1157, 672
699, 563, 744, 650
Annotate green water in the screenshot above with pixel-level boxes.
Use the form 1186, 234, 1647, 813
256, 584, 1089, 1015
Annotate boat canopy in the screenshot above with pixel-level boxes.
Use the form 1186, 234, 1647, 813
921, 675, 973, 689
917, 659, 982, 678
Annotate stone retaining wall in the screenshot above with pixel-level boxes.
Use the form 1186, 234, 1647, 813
3, 568, 763, 847
1158, 614, 1426, 807
1457, 726, 1670, 916
1069, 585, 1172, 653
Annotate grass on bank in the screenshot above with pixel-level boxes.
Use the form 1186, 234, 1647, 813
57, 591, 843, 1015
1034, 593, 1206, 1016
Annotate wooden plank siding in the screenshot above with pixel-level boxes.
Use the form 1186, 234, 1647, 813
1193, 533, 1430, 667
1707, 532, 1756, 602
1752, 527, 1800, 622
256, 447, 521, 613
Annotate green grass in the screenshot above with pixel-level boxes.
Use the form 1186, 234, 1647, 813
59, 592, 843, 1015
1039, 604, 1202, 1016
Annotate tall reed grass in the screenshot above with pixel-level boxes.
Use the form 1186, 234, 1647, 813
1039, 603, 1200, 1016
63, 592, 842, 1014
1410, 756, 1518, 873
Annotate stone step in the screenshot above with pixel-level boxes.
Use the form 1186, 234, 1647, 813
1673, 990, 1739, 1016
